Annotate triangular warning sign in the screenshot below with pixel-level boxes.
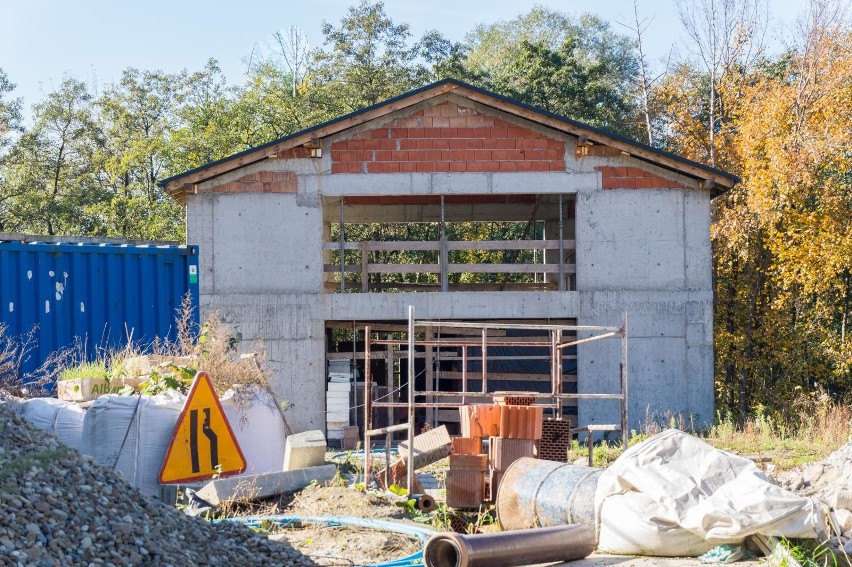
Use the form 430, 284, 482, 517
159, 372, 246, 484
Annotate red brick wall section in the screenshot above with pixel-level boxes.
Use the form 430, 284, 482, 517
211, 170, 297, 194
596, 166, 686, 189
330, 101, 566, 174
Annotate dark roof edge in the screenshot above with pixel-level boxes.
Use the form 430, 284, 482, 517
160, 78, 739, 188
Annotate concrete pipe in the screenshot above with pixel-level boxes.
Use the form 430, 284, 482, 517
423, 524, 595, 567
412, 493, 436, 513
496, 457, 602, 531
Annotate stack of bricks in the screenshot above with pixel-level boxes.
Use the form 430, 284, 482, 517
446, 437, 486, 508
488, 399, 544, 501
539, 418, 574, 462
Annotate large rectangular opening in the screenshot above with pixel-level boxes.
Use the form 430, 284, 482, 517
322, 194, 576, 293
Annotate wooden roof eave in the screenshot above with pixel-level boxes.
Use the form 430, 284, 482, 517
164, 82, 461, 199
164, 80, 738, 200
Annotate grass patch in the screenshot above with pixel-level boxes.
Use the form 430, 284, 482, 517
565, 395, 851, 471
59, 360, 108, 381
705, 395, 852, 469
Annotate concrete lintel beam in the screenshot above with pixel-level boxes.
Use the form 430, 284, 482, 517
305, 172, 596, 196
195, 464, 337, 506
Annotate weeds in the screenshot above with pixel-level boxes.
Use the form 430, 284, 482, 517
59, 360, 108, 381
777, 537, 839, 567
706, 392, 852, 469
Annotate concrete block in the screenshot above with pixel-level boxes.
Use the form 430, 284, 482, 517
283, 430, 327, 471
539, 418, 573, 462
446, 456, 487, 509
490, 437, 538, 471
195, 464, 336, 506
397, 425, 452, 470
451, 437, 482, 455
499, 405, 544, 440
459, 405, 501, 438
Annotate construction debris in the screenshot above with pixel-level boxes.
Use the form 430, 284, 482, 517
195, 464, 337, 506
446, 454, 488, 509
423, 524, 595, 567
397, 425, 452, 470
282, 429, 327, 471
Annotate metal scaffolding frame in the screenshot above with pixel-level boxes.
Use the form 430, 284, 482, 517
361, 307, 629, 494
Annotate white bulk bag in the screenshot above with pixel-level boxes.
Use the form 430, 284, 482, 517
220, 387, 287, 476
82, 392, 185, 499
20, 398, 86, 454
595, 429, 825, 556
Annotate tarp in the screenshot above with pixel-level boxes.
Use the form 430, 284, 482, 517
81, 388, 287, 499
20, 397, 86, 454
595, 429, 825, 556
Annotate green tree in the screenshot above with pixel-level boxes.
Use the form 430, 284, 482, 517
0, 77, 100, 234
0, 68, 22, 156
310, 0, 420, 114
464, 8, 640, 135
169, 59, 242, 173
91, 68, 184, 240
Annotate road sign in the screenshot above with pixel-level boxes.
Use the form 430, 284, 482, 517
159, 372, 246, 484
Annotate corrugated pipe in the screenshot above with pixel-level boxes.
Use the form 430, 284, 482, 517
226, 514, 435, 567
423, 524, 595, 567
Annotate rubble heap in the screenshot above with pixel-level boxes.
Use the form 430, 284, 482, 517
0, 401, 307, 566
777, 441, 852, 535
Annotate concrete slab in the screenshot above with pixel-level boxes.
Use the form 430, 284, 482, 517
195, 464, 336, 506
283, 430, 327, 471
397, 425, 452, 470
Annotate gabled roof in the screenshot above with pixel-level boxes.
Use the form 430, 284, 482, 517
161, 78, 739, 198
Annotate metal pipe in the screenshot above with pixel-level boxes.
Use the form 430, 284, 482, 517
558, 194, 565, 291
461, 345, 467, 406
480, 328, 487, 394
416, 321, 622, 332
364, 325, 372, 487
372, 339, 556, 347
496, 458, 602, 531
621, 312, 629, 447
423, 524, 595, 567
407, 305, 415, 497
339, 199, 345, 294
556, 331, 620, 349
440, 195, 448, 292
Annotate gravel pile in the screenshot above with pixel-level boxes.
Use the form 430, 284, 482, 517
0, 400, 313, 566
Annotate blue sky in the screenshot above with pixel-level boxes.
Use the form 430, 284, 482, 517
1, 0, 806, 122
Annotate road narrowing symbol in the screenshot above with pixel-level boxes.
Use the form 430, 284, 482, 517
158, 372, 246, 484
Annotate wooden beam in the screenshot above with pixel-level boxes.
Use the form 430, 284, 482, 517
321, 240, 576, 252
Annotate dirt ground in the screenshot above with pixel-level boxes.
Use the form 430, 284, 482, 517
233, 483, 428, 565
269, 524, 420, 566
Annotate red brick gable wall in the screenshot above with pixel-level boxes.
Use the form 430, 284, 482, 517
211, 171, 296, 194
596, 166, 686, 190
330, 102, 565, 174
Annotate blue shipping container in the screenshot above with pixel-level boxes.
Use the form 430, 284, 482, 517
0, 239, 199, 381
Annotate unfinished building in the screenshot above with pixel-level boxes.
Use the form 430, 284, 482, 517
162, 79, 738, 436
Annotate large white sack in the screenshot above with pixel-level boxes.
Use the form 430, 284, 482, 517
82, 392, 185, 499
595, 429, 825, 556
221, 387, 287, 476
21, 398, 86, 454
597, 491, 715, 556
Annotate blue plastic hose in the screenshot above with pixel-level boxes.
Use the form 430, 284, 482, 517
225, 514, 435, 567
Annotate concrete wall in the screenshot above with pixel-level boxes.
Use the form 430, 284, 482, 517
575, 185, 714, 430
185, 97, 715, 434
